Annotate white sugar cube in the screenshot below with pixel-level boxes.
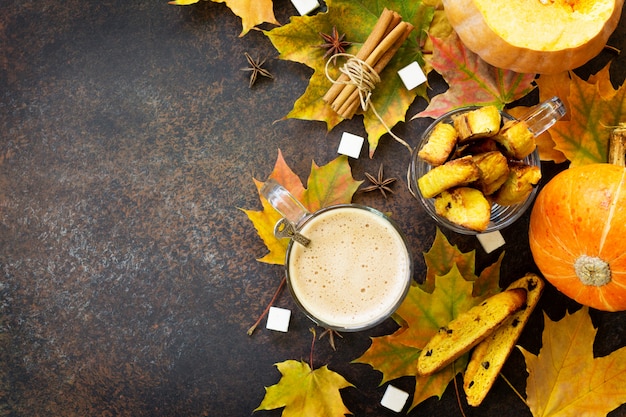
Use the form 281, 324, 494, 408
266, 307, 291, 332
477, 230, 506, 254
338, 132, 364, 159
381, 384, 409, 413
290, 0, 319, 15
398, 61, 427, 91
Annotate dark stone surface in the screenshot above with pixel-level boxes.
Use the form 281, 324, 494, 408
0, 0, 625, 416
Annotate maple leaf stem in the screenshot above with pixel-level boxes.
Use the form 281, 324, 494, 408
309, 327, 317, 370
500, 373, 529, 408
453, 370, 468, 417
247, 276, 286, 336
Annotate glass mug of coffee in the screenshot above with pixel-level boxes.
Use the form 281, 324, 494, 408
261, 179, 413, 332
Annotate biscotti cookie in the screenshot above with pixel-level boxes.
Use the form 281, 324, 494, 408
463, 273, 544, 407
417, 288, 527, 376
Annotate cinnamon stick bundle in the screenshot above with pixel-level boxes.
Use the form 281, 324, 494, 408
323, 8, 414, 119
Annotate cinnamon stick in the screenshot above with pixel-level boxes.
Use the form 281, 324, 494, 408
323, 8, 415, 119
330, 21, 410, 114
374, 23, 414, 74
333, 22, 414, 119
323, 8, 397, 104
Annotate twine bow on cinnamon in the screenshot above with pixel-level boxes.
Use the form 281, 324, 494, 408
325, 55, 380, 115
323, 8, 415, 152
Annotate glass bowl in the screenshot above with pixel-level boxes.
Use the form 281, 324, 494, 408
408, 106, 541, 235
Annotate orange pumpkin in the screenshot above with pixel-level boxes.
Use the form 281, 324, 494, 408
442, 0, 624, 74
529, 164, 626, 311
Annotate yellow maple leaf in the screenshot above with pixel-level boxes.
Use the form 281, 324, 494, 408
254, 360, 354, 417
168, 0, 279, 36
520, 306, 626, 417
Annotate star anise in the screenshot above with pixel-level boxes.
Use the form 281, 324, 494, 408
316, 26, 352, 64
241, 52, 273, 88
362, 164, 397, 199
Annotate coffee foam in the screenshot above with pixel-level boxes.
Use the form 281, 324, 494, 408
287, 207, 411, 329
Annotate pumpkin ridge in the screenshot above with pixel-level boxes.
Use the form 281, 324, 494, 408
598, 293, 614, 312
607, 248, 626, 264
529, 231, 572, 266
599, 168, 626, 254
546, 178, 582, 259
610, 277, 626, 291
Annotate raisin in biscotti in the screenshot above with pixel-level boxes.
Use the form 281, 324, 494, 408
416, 288, 527, 376
463, 274, 544, 407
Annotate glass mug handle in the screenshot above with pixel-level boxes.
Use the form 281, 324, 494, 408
516, 96, 566, 136
260, 178, 312, 246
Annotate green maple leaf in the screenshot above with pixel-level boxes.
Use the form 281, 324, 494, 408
241, 149, 361, 264
169, 0, 279, 36
265, 0, 436, 156
354, 228, 503, 410
413, 31, 536, 120
255, 360, 354, 417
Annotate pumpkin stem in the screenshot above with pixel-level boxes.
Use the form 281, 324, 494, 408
574, 255, 611, 287
608, 125, 626, 167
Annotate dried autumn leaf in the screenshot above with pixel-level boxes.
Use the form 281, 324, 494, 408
168, 0, 279, 36
413, 32, 536, 120
255, 360, 354, 417
354, 228, 503, 410
265, 0, 436, 156
536, 62, 626, 167
241, 149, 361, 264
520, 307, 626, 417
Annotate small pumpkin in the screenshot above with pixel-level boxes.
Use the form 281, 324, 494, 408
529, 162, 626, 311
441, 0, 624, 74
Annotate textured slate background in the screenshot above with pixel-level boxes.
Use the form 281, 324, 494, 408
1, 1, 626, 416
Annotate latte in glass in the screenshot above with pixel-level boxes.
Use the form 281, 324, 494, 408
286, 205, 412, 331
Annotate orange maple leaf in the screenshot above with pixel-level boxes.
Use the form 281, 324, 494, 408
520, 306, 626, 417
241, 150, 361, 264
536, 62, 626, 167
